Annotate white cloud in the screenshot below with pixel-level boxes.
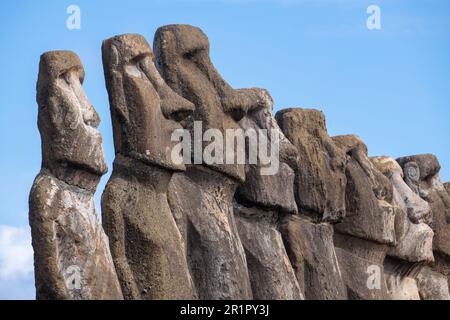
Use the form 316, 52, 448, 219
0, 225, 34, 281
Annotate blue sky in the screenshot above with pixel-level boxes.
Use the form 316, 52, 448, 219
0, 0, 449, 299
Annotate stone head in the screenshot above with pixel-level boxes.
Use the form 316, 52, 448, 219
236, 102, 299, 214
396, 154, 442, 200
154, 24, 270, 181
102, 33, 194, 171
371, 156, 434, 263
37, 51, 107, 187
333, 135, 395, 244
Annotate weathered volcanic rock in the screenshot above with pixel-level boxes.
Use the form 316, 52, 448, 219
333, 135, 396, 244
237, 104, 298, 214
396, 154, 441, 195
370, 156, 435, 300
101, 34, 196, 299
234, 205, 302, 299
334, 233, 390, 300
330, 136, 396, 300
389, 208, 434, 263
154, 24, 270, 182
275, 108, 347, 223
416, 266, 450, 300
371, 156, 431, 224
29, 26, 450, 302
280, 215, 347, 300
29, 51, 122, 300
233, 99, 301, 299
445, 183, 450, 196
168, 168, 252, 299
371, 156, 434, 263
155, 24, 273, 299
396, 155, 450, 298
397, 154, 450, 258
431, 253, 450, 299
384, 258, 421, 300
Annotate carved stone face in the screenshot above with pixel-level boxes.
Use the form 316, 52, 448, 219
371, 156, 431, 224
371, 156, 434, 263
154, 24, 269, 182
37, 51, 107, 179
276, 108, 347, 222
333, 135, 396, 244
397, 154, 450, 257
102, 34, 194, 171
236, 103, 298, 214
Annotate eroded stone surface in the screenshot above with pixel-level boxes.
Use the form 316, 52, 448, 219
234, 205, 302, 299
386, 276, 421, 300
232, 95, 301, 299
275, 108, 347, 222
154, 25, 266, 299
29, 28, 450, 301
397, 154, 450, 258
333, 135, 395, 244
416, 266, 450, 300
154, 24, 270, 182
237, 104, 298, 214
101, 34, 196, 299
333, 232, 390, 300
168, 168, 252, 299
432, 253, 450, 298
329, 136, 394, 300
445, 183, 450, 196
371, 156, 434, 263
30, 51, 122, 300
280, 215, 347, 300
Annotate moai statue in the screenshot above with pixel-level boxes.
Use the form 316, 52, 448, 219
154, 24, 271, 299
416, 266, 450, 300
396, 154, 450, 299
332, 135, 396, 300
396, 154, 450, 256
370, 156, 433, 262
101, 34, 196, 299
29, 51, 122, 299
275, 108, 347, 223
233, 102, 303, 299
371, 156, 434, 300
276, 108, 348, 300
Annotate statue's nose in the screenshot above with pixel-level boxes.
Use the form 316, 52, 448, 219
139, 56, 195, 123
160, 89, 195, 123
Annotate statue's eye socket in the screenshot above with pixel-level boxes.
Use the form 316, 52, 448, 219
130, 53, 151, 65
183, 48, 203, 60
59, 68, 83, 84
59, 71, 71, 84
124, 64, 143, 78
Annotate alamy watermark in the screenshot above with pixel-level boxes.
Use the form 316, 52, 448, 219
366, 265, 382, 290
66, 5, 81, 30
367, 5, 382, 30
65, 265, 82, 290
171, 121, 280, 176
